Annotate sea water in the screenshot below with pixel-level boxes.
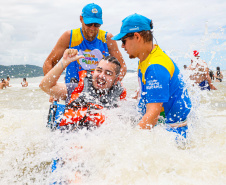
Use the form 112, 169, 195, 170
0, 71, 226, 185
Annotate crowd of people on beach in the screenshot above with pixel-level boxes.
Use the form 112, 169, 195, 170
0, 76, 28, 89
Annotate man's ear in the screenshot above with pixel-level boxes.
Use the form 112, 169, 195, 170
134, 32, 141, 42
80, 16, 83, 23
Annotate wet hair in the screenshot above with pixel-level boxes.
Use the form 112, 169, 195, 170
216, 66, 220, 71
102, 56, 121, 75
139, 30, 153, 43
23, 78, 26, 81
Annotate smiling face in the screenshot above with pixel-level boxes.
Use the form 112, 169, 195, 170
92, 59, 118, 91
80, 16, 100, 41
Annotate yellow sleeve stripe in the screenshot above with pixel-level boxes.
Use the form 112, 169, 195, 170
139, 46, 175, 84
151, 56, 175, 79
97, 29, 107, 43
70, 28, 83, 47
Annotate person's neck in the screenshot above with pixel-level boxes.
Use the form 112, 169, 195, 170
138, 43, 155, 63
81, 28, 96, 42
84, 35, 96, 42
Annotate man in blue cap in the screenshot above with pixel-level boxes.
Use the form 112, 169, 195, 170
112, 14, 192, 138
43, 3, 126, 84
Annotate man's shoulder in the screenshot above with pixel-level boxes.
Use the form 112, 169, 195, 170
152, 49, 171, 62
145, 46, 173, 67
58, 30, 72, 46
61, 30, 72, 37
144, 52, 175, 78
61, 28, 81, 38
66, 28, 82, 36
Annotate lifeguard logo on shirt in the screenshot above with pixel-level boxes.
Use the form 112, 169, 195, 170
78, 49, 103, 70
146, 80, 162, 89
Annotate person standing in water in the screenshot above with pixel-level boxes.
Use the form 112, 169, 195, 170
215, 66, 223, 82
209, 70, 215, 81
21, 78, 28, 87
5, 76, 11, 87
0, 78, 6, 89
43, 3, 126, 103
43, 3, 126, 83
188, 50, 217, 90
111, 13, 192, 138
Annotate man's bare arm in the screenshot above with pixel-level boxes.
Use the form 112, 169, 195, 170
43, 30, 71, 75
138, 103, 163, 129
40, 49, 85, 100
107, 32, 127, 81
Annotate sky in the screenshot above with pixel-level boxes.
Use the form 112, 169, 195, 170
0, 0, 225, 71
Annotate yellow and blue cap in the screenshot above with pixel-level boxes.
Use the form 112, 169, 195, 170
81, 3, 103, 25
112, 13, 153, 40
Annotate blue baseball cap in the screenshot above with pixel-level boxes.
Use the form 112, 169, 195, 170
112, 13, 153, 40
81, 3, 103, 25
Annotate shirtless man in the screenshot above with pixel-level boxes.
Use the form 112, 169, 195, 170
188, 50, 216, 90
21, 78, 28, 87
5, 76, 11, 87
0, 79, 6, 89
215, 66, 223, 82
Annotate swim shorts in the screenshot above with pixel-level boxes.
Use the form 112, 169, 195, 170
199, 80, 210, 91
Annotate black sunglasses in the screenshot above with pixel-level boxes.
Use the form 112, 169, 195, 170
85, 23, 101, 28
121, 33, 135, 45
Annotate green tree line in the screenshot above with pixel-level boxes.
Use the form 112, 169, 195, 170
0, 65, 44, 78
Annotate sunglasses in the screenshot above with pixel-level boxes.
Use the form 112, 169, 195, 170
85, 23, 101, 28
121, 33, 135, 45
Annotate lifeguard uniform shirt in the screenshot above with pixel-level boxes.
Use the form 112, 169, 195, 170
138, 45, 192, 124
66, 28, 109, 83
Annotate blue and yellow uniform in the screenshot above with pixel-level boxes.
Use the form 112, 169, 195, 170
138, 45, 192, 125
66, 28, 109, 82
